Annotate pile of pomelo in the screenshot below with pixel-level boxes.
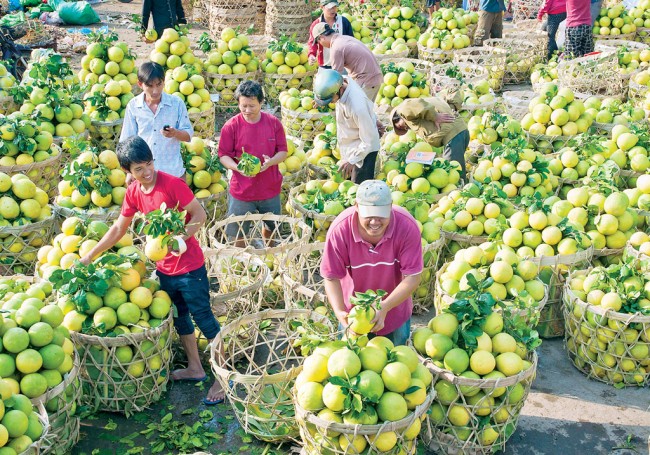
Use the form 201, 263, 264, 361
279, 136, 308, 178
280, 88, 334, 140
375, 60, 430, 108
55, 148, 127, 213
261, 36, 318, 100
0, 278, 75, 401
0, 379, 46, 453
164, 65, 213, 116
149, 28, 200, 73
412, 310, 537, 450
295, 337, 431, 453
378, 5, 423, 53
78, 33, 138, 89
467, 111, 522, 148
202, 28, 259, 105
305, 125, 339, 167
0, 63, 16, 104
180, 136, 228, 199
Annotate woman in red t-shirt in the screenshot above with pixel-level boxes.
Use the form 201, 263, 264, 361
218, 81, 288, 244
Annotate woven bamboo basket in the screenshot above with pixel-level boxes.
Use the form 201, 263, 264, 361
263, 71, 317, 106
207, 2, 257, 39
595, 39, 647, 83
52, 204, 121, 231
624, 241, 650, 262
32, 354, 82, 455
281, 166, 309, 216
420, 352, 538, 454
525, 130, 579, 152
280, 242, 331, 317
530, 246, 594, 338
211, 308, 334, 442
0, 94, 18, 115
595, 31, 637, 42
189, 107, 216, 139
433, 261, 549, 326
208, 214, 312, 309
429, 62, 490, 94
203, 249, 269, 325
557, 51, 626, 99
563, 274, 650, 387
503, 20, 548, 61
0, 149, 62, 199
71, 313, 174, 417
0, 214, 55, 276
350, 0, 388, 30
281, 107, 332, 143
501, 90, 536, 121
627, 78, 650, 108
636, 26, 650, 44
511, 0, 544, 23
265, 0, 313, 41
379, 57, 437, 88
295, 383, 435, 455
441, 229, 488, 249
417, 45, 455, 65
453, 47, 508, 92
203, 70, 260, 107
413, 237, 446, 315
288, 183, 339, 242
484, 38, 539, 85
89, 118, 123, 151
196, 191, 228, 245
254, 0, 266, 33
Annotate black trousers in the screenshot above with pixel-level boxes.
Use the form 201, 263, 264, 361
547, 12, 567, 60
351, 151, 378, 184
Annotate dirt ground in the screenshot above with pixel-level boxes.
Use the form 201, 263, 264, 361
27, 1, 650, 453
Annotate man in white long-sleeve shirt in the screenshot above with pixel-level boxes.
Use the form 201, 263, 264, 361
313, 69, 381, 183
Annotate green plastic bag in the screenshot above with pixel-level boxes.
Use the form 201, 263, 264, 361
48, 0, 100, 25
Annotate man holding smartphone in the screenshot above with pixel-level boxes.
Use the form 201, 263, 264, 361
120, 62, 194, 178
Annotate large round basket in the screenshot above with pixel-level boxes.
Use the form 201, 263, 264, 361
373, 49, 410, 61
208, 214, 312, 309
503, 19, 548, 60
595, 39, 647, 83
417, 45, 455, 65
525, 130, 579, 153
264, 71, 317, 105
0, 94, 18, 116
204, 70, 260, 107
281, 167, 309, 216
563, 275, 650, 387
502, 90, 536, 121
265, 0, 313, 42
295, 382, 435, 455
288, 183, 338, 242
89, 118, 123, 151
32, 352, 82, 455
189, 107, 216, 139
484, 38, 540, 85
280, 242, 331, 318
350, 0, 387, 30
557, 51, 626, 99
207, 1, 257, 39
628, 77, 650, 108
195, 191, 228, 245
0, 214, 55, 276
595, 31, 637, 42
413, 238, 446, 315
453, 47, 508, 92
433, 261, 549, 326
211, 308, 334, 443
511, 0, 544, 23
429, 62, 490, 94
71, 313, 174, 416
420, 353, 538, 455
530, 247, 594, 339
0, 149, 62, 199
281, 107, 333, 143
203, 249, 270, 325
636, 26, 650, 44
378, 58, 437, 88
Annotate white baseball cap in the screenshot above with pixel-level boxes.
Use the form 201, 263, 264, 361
356, 180, 392, 219
321, 0, 338, 9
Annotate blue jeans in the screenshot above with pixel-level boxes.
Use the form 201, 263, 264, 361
338, 318, 411, 346
157, 265, 220, 339
226, 194, 281, 237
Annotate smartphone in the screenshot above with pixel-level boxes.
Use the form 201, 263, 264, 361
163, 125, 170, 131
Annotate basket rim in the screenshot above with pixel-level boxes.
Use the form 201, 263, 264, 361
280, 105, 335, 120
210, 308, 332, 384
295, 383, 435, 435
288, 183, 339, 221
0, 150, 62, 173
202, 248, 270, 301
528, 245, 594, 266
90, 118, 124, 127
70, 312, 173, 346
0, 213, 55, 234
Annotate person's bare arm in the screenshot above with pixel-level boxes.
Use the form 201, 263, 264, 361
181, 198, 207, 241
79, 214, 133, 265
324, 277, 349, 328
219, 155, 240, 173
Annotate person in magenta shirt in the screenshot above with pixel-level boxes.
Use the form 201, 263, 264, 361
320, 180, 423, 345
564, 0, 593, 57
79, 136, 225, 406
218, 80, 288, 244
537, 0, 567, 59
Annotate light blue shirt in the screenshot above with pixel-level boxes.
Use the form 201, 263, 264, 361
120, 92, 193, 177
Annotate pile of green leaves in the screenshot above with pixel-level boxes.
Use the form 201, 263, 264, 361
142, 409, 222, 453
61, 157, 114, 200
237, 151, 261, 177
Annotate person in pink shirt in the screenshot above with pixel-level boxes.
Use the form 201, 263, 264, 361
218, 80, 288, 245
307, 0, 354, 69
537, 0, 567, 59
320, 180, 423, 345
564, 0, 594, 57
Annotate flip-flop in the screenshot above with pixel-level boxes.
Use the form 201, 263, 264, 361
202, 397, 225, 406
172, 375, 208, 383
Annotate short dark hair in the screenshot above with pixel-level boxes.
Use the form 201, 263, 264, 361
138, 62, 165, 85
235, 80, 265, 103
117, 136, 154, 170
